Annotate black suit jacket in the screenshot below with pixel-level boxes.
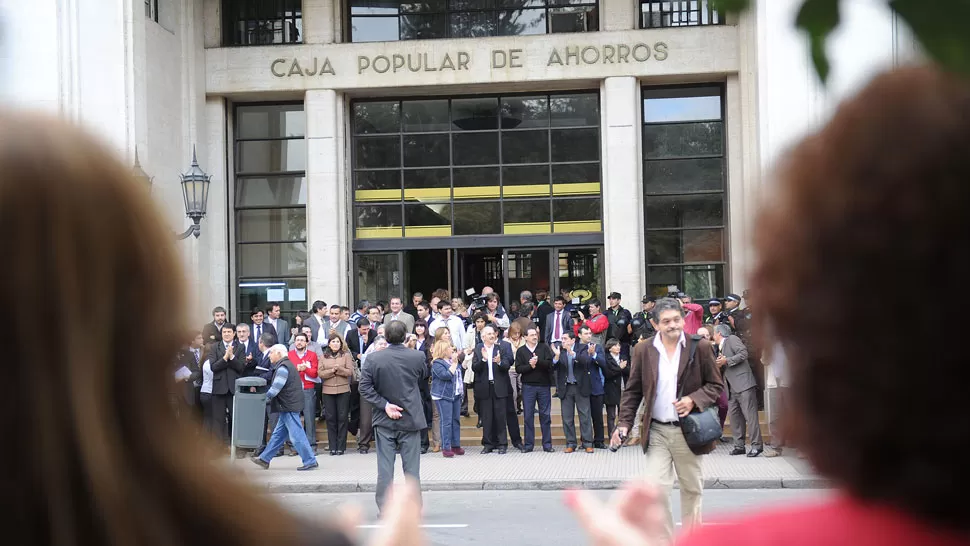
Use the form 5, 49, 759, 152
346, 329, 377, 364
175, 347, 203, 405
207, 341, 245, 395
553, 345, 593, 398
602, 353, 631, 406
543, 309, 573, 344
250, 322, 277, 345
471, 341, 514, 399
358, 345, 429, 431
235, 338, 260, 377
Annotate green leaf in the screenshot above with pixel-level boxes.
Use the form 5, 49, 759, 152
891, 0, 970, 76
795, 0, 840, 83
709, 0, 751, 13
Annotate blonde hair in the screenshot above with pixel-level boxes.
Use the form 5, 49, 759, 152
0, 110, 347, 546
431, 339, 453, 360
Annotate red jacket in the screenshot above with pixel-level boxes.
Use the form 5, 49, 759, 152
288, 348, 319, 389
679, 496, 967, 546
574, 312, 609, 337
682, 303, 704, 335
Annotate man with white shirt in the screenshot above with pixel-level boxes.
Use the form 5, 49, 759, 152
471, 325, 514, 454
250, 308, 278, 347
428, 301, 466, 351
307, 300, 329, 344
612, 298, 722, 541
382, 296, 415, 333
265, 303, 289, 346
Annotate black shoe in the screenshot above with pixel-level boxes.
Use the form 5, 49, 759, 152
460, 412, 470, 417
747, 448, 764, 458
330, 450, 337, 456
730, 446, 747, 456
512, 442, 523, 450
519, 446, 533, 453
249, 456, 269, 470
593, 442, 607, 449
358, 448, 369, 455
516, 409, 523, 415
719, 436, 732, 443
481, 447, 494, 454
297, 461, 319, 471
421, 446, 429, 454
476, 420, 483, 428
543, 446, 555, 453
497, 447, 507, 454
336, 450, 345, 456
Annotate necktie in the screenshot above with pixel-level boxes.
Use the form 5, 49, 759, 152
255, 324, 261, 338
553, 312, 561, 339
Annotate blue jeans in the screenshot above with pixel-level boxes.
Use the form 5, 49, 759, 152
434, 397, 462, 451
258, 411, 317, 466
522, 384, 552, 450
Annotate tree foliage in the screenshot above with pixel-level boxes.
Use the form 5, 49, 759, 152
710, 0, 970, 83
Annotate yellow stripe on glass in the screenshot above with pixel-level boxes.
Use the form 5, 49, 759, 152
453, 186, 500, 199
403, 187, 451, 200
404, 225, 451, 237
552, 182, 600, 196
355, 226, 403, 239
502, 184, 551, 198
553, 220, 601, 233
504, 222, 552, 235
355, 189, 403, 202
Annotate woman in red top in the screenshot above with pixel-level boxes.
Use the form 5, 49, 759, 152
566, 67, 970, 546
288, 332, 320, 451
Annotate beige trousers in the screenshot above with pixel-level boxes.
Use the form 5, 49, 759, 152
645, 422, 704, 542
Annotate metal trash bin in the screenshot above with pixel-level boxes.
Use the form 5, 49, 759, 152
231, 377, 268, 458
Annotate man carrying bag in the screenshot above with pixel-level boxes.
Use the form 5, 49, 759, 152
611, 297, 723, 542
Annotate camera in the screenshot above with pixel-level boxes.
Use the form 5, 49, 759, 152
609, 430, 627, 452
465, 287, 487, 309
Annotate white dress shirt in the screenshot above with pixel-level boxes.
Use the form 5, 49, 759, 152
483, 343, 495, 381
652, 331, 685, 423
200, 361, 214, 394
429, 315, 466, 350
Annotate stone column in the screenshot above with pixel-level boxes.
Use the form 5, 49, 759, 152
305, 89, 350, 305
601, 0, 638, 31
303, 0, 338, 43
197, 97, 231, 319
600, 76, 645, 303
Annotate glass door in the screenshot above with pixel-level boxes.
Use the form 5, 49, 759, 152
355, 253, 403, 304
505, 249, 552, 307
555, 247, 603, 302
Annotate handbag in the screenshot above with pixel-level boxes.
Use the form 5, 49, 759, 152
677, 336, 722, 448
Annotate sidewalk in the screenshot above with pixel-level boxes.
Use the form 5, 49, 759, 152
237, 444, 826, 494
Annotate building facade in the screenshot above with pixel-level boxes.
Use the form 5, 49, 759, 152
0, 0, 917, 323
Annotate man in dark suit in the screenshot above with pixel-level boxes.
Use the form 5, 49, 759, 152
713, 324, 762, 457
471, 324, 515, 454
207, 323, 244, 442
358, 320, 428, 513
201, 306, 229, 345
174, 332, 205, 422
552, 331, 595, 453
235, 323, 260, 377
544, 296, 573, 345
250, 307, 278, 346
347, 318, 377, 453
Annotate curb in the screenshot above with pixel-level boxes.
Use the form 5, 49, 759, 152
258, 477, 829, 494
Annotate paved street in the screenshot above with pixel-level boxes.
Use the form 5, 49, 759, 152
275, 489, 831, 545
236, 443, 823, 493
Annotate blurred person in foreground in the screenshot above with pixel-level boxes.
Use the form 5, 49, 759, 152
0, 109, 421, 546
566, 66, 970, 546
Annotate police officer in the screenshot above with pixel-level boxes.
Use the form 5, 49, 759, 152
605, 292, 633, 358
723, 293, 743, 332
706, 298, 727, 326
733, 290, 754, 345
630, 296, 657, 347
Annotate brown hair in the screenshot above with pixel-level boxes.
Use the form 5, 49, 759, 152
507, 320, 524, 340
752, 67, 970, 530
325, 332, 348, 355
0, 111, 349, 545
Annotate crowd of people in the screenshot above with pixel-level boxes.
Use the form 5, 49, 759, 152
172, 285, 769, 462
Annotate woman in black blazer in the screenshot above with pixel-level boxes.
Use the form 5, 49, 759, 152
602, 339, 630, 438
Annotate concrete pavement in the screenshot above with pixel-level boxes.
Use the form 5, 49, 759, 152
236, 443, 826, 493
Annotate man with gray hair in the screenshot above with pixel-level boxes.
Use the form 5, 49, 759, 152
713, 324, 762, 457
250, 344, 319, 471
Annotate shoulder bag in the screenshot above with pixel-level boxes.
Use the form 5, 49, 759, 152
677, 336, 722, 448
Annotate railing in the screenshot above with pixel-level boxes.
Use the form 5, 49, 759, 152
640, 0, 724, 28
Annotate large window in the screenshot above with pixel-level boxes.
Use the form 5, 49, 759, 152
640, 1, 722, 28
223, 0, 303, 46
349, 1, 598, 43
352, 93, 602, 240
234, 104, 308, 324
642, 86, 725, 299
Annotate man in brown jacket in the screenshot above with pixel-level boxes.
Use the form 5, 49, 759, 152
611, 297, 723, 541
